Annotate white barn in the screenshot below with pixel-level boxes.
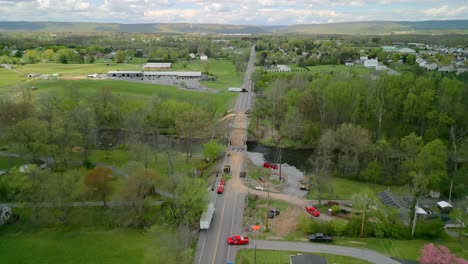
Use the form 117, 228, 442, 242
143, 62, 172, 69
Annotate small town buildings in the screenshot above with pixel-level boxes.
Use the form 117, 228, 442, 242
438, 64, 456, 72
107, 71, 202, 79
382, 46, 398, 53
364, 58, 378, 68
143, 62, 172, 69
200, 55, 208, 62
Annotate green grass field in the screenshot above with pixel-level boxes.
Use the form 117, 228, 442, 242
236, 249, 370, 264
307, 65, 373, 75
14, 62, 142, 76
3, 79, 236, 112
0, 156, 25, 170
335, 237, 468, 260
0, 68, 23, 88
307, 177, 411, 200
0, 229, 147, 264
172, 59, 243, 90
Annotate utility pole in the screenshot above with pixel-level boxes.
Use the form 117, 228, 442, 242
360, 202, 367, 238
411, 202, 419, 238
266, 187, 270, 231
254, 244, 257, 264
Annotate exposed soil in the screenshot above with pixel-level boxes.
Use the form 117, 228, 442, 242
270, 205, 302, 237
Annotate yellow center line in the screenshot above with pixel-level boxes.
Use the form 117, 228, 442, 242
211, 179, 229, 264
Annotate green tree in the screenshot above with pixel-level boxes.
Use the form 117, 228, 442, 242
115, 50, 126, 63
400, 133, 424, 183
8, 118, 49, 161
415, 139, 448, 191
202, 139, 225, 162
84, 166, 114, 207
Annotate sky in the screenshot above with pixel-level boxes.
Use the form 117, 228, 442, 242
0, 0, 467, 25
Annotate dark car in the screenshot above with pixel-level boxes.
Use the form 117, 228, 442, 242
308, 233, 333, 242
327, 201, 339, 206
267, 209, 280, 218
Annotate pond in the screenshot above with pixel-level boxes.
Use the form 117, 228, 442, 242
246, 141, 315, 172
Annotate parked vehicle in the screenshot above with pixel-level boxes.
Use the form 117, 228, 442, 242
263, 162, 278, 170
268, 209, 280, 218
327, 201, 339, 206
227, 235, 249, 245
217, 184, 224, 194
199, 203, 215, 230
308, 233, 333, 242
305, 205, 320, 217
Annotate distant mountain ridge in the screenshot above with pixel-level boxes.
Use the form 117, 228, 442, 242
0, 20, 467, 34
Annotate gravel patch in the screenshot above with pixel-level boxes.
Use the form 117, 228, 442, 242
247, 152, 308, 198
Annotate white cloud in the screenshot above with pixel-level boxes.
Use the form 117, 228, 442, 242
421, 5, 468, 17
0, 0, 467, 25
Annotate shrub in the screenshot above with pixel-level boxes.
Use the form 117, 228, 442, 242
415, 219, 445, 239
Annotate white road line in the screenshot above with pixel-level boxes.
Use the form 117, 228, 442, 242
226, 181, 238, 262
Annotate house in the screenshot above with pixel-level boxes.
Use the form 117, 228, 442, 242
143, 62, 172, 69
456, 66, 468, 75
382, 46, 398, 53
345, 62, 354, 66
189, 53, 196, 59
364, 59, 378, 68
359, 56, 369, 63
276, 65, 291, 72
290, 254, 328, 264
200, 55, 208, 62
437, 201, 453, 213
438, 65, 455, 72
398, 47, 416, 54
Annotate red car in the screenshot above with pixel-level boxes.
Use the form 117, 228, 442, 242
305, 205, 320, 217
227, 235, 249, 245
217, 184, 224, 194
220, 178, 226, 185
263, 162, 278, 170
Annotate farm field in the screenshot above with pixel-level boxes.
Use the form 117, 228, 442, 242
172, 59, 243, 90
1, 79, 237, 112
0, 68, 23, 88
307, 177, 411, 200
0, 229, 147, 264
307, 65, 373, 75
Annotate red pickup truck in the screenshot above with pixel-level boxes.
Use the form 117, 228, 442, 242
263, 162, 278, 170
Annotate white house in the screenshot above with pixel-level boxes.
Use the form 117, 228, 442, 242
276, 65, 292, 72
188, 53, 196, 59
382, 46, 397, 53
200, 55, 208, 62
438, 65, 456, 72
364, 59, 378, 68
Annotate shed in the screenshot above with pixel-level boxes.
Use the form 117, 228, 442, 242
364, 59, 378, 68
290, 254, 328, 264
200, 55, 208, 62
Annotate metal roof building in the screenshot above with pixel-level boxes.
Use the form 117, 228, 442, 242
143, 63, 172, 68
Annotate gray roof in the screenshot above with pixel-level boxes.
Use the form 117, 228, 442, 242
108, 71, 142, 74
143, 62, 171, 68
290, 254, 328, 264
377, 191, 401, 209
143, 71, 202, 77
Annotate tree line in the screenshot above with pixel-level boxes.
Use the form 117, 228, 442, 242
252, 70, 467, 197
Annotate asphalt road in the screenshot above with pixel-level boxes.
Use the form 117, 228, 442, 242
193, 46, 256, 264
249, 240, 401, 264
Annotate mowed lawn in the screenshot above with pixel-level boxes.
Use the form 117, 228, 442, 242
0, 230, 147, 264
307, 65, 373, 75
237, 249, 370, 264
307, 177, 411, 200
0, 156, 25, 170
335, 237, 468, 261
14, 79, 236, 112
0, 68, 23, 88
14, 62, 142, 76
172, 59, 243, 90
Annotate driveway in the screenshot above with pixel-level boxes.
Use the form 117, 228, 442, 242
247, 240, 401, 264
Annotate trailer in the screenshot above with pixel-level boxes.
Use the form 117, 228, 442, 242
200, 203, 215, 229
228, 87, 247, 92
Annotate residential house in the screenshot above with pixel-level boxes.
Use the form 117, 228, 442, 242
457, 66, 468, 75
189, 53, 196, 59
398, 47, 416, 54
200, 55, 208, 62
364, 58, 378, 68
382, 46, 398, 53
438, 64, 455, 72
